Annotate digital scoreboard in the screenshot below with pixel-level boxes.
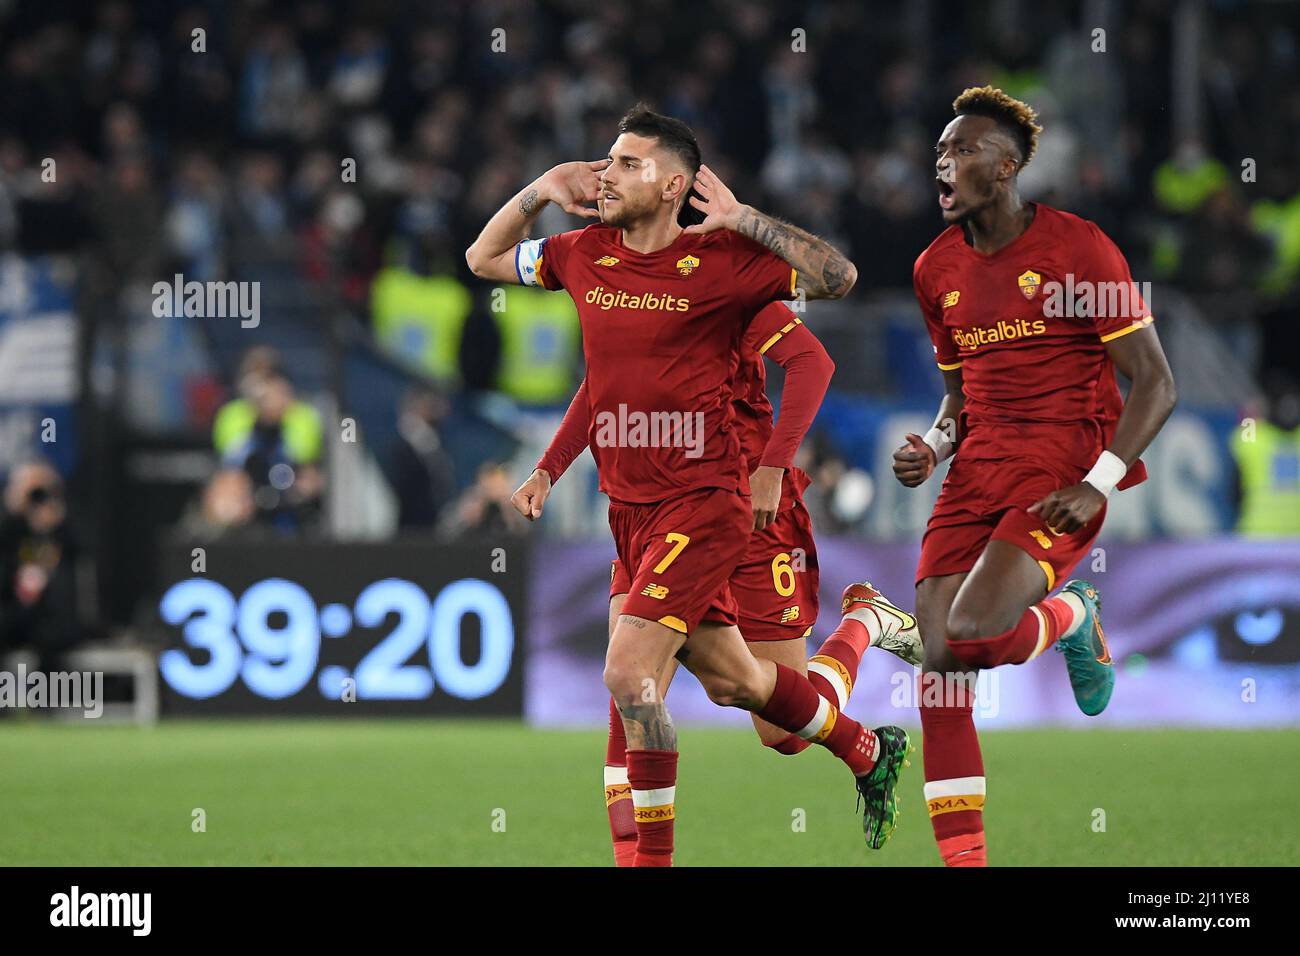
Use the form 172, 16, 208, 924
153, 540, 525, 716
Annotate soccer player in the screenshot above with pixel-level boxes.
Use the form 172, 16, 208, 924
467, 105, 911, 865
898, 87, 1178, 866
515, 298, 922, 865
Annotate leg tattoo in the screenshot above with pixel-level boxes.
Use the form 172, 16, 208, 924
618, 699, 677, 752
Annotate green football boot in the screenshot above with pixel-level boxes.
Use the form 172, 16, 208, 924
856, 725, 913, 849
1055, 579, 1115, 717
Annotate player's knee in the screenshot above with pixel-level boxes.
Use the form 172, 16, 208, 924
922, 634, 966, 674
944, 615, 1003, 670
917, 609, 979, 673
698, 671, 753, 709
700, 676, 745, 708
602, 662, 646, 705
945, 607, 994, 644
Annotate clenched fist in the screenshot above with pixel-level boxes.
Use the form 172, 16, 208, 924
892, 433, 936, 487
510, 469, 553, 521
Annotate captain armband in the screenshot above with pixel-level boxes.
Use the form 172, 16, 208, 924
515, 237, 547, 287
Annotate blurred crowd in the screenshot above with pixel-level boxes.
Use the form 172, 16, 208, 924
183, 342, 532, 539
3, 1, 1298, 375
0, 0, 1297, 546
0, 461, 90, 673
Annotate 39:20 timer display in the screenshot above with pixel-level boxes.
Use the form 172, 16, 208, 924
159, 576, 514, 702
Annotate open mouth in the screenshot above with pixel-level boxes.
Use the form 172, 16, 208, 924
936, 178, 956, 211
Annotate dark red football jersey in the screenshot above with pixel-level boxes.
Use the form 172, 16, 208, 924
531, 225, 796, 503
733, 305, 781, 467
733, 300, 816, 504
913, 203, 1151, 487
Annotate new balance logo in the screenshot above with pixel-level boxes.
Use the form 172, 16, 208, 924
640, 584, 669, 600
942, 290, 960, 308
780, 606, 800, 623
594, 255, 620, 266
1029, 529, 1053, 550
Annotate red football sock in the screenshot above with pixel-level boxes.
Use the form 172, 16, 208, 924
757, 663, 878, 775
765, 732, 810, 756
625, 749, 677, 867
946, 595, 1076, 669
918, 674, 987, 867
603, 697, 637, 867
807, 616, 870, 711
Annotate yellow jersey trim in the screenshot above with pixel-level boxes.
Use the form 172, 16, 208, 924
1099, 314, 1154, 343
758, 317, 804, 355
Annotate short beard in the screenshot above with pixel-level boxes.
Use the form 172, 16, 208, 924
602, 201, 651, 229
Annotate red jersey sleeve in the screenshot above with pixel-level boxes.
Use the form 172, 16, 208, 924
1077, 222, 1154, 342
729, 231, 798, 310
535, 377, 591, 482
914, 254, 960, 370
741, 300, 804, 356
743, 303, 834, 469
523, 230, 582, 291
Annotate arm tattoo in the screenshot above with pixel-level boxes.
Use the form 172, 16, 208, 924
821, 256, 852, 296
519, 188, 540, 217
734, 207, 856, 299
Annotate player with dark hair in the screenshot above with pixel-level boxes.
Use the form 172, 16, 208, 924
519, 297, 923, 865
468, 104, 912, 864
898, 86, 1178, 866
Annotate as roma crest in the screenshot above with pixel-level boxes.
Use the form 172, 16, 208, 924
676, 255, 700, 277
1017, 270, 1041, 299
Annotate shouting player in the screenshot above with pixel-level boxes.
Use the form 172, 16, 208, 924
898, 87, 1177, 866
467, 105, 911, 864
514, 297, 922, 865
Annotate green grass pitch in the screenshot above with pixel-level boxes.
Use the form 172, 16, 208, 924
1, 719, 1295, 866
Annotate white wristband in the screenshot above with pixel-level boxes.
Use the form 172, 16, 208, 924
1082, 450, 1127, 497
922, 427, 954, 463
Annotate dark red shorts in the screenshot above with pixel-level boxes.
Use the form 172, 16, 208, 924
607, 486, 751, 634
612, 484, 819, 642
917, 455, 1106, 591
